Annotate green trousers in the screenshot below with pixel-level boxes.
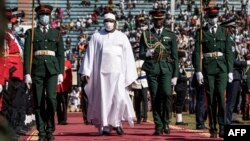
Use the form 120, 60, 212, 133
32, 74, 57, 137
204, 68, 227, 131
147, 71, 172, 131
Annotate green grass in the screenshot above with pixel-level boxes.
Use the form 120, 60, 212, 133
147, 112, 250, 130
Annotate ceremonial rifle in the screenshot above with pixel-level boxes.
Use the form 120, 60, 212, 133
30, 0, 35, 72
199, 0, 204, 72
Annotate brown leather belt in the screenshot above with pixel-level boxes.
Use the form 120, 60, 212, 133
153, 53, 170, 60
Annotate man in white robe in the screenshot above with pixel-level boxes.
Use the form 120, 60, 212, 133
78, 12, 137, 136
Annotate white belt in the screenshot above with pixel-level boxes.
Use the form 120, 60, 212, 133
34, 50, 55, 56
203, 52, 223, 58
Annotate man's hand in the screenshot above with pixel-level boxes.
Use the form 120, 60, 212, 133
146, 48, 155, 57
247, 60, 250, 65
25, 74, 32, 89
196, 72, 204, 85
0, 84, 3, 93
228, 72, 233, 83
81, 75, 89, 84
57, 74, 64, 85
78, 86, 82, 92
171, 77, 178, 86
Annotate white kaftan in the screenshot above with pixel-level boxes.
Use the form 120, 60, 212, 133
78, 29, 137, 128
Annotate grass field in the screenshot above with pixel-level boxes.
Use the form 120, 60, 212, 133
147, 112, 250, 130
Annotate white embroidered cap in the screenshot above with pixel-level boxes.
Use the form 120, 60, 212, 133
104, 13, 116, 21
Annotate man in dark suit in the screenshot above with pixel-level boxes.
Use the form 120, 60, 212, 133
23, 4, 64, 141
193, 7, 233, 138
139, 9, 179, 135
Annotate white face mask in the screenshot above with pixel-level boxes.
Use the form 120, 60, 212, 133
39, 15, 50, 26
104, 22, 115, 31
7, 23, 12, 29
14, 26, 21, 33
208, 17, 218, 26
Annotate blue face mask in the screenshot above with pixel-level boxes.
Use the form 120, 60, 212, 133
39, 15, 50, 26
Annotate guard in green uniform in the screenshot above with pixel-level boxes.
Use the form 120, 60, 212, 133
23, 5, 64, 141
193, 7, 233, 138
139, 9, 179, 136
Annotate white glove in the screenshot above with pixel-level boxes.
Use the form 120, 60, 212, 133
247, 60, 250, 65
146, 49, 155, 57
196, 72, 204, 85
0, 84, 3, 93
228, 72, 233, 83
25, 74, 32, 89
78, 86, 82, 92
57, 74, 64, 85
171, 77, 178, 86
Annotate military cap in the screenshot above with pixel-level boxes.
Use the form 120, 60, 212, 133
149, 9, 166, 19
5, 7, 18, 23
35, 4, 53, 15
204, 6, 219, 18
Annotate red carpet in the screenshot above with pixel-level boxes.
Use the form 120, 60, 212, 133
21, 113, 223, 141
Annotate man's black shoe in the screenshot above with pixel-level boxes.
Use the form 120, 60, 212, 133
210, 131, 217, 138
114, 126, 124, 135
137, 118, 141, 124
47, 134, 55, 141
196, 126, 208, 130
152, 130, 162, 136
101, 131, 111, 136
38, 136, 47, 141
175, 122, 188, 125
162, 126, 170, 134
58, 121, 68, 125
219, 130, 224, 138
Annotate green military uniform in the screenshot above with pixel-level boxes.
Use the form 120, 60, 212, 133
139, 11, 178, 133
193, 7, 233, 137
23, 5, 64, 140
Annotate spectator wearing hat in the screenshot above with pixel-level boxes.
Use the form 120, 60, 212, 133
0, 7, 27, 139
193, 6, 233, 138
23, 4, 64, 141
139, 9, 178, 135
78, 12, 137, 136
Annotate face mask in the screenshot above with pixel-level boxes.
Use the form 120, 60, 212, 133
104, 22, 115, 31
39, 15, 50, 26
80, 38, 84, 42
7, 23, 12, 29
208, 17, 218, 26
14, 26, 20, 33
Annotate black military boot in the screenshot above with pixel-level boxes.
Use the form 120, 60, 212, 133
162, 125, 170, 134
38, 136, 47, 141
219, 130, 224, 138
210, 130, 217, 138
46, 134, 55, 141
